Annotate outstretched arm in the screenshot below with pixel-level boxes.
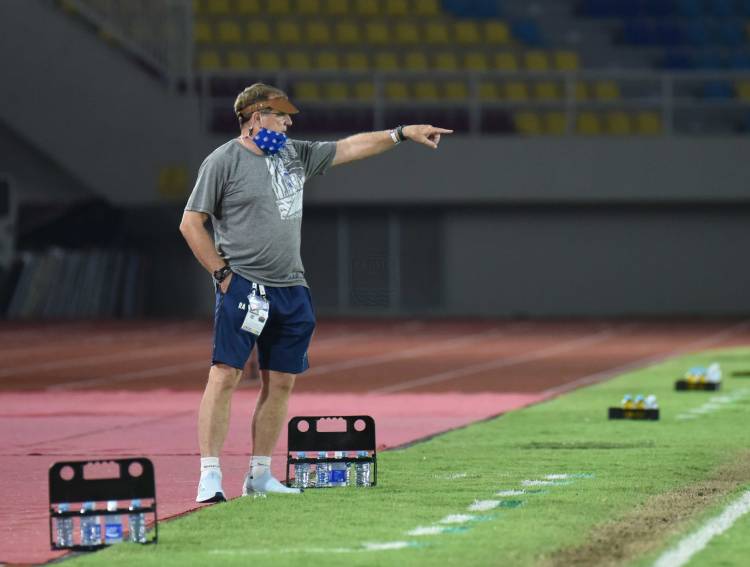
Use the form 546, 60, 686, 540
331, 124, 453, 167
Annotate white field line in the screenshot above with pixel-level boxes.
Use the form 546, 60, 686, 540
438, 514, 475, 524
542, 320, 750, 398
653, 491, 750, 567
47, 361, 209, 391
370, 326, 626, 395
468, 500, 501, 512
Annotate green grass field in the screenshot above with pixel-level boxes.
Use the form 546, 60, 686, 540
68, 348, 750, 567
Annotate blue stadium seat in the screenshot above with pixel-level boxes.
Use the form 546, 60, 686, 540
655, 22, 682, 46
646, 0, 674, 18
662, 51, 694, 69
728, 52, 750, 70
695, 52, 724, 69
702, 81, 733, 100
741, 0, 750, 17
716, 22, 743, 47
708, 0, 734, 18
684, 21, 708, 47
676, 0, 702, 18
621, 20, 653, 45
512, 20, 542, 46
441, 0, 501, 18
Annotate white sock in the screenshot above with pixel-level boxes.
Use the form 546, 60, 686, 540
249, 455, 271, 479
200, 457, 220, 474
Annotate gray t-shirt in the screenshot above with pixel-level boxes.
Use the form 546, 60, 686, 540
185, 138, 336, 287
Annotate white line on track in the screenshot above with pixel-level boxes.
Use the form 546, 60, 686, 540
652, 490, 750, 567
46, 361, 209, 391
370, 326, 626, 394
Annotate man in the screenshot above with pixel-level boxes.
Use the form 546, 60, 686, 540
180, 83, 451, 502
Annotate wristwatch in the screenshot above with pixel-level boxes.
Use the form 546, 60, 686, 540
213, 265, 232, 284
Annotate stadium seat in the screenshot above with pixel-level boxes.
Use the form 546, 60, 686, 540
277, 21, 302, 44
424, 21, 450, 44
206, 0, 230, 15
736, 80, 750, 100
395, 22, 420, 44
554, 51, 580, 71
494, 52, 518, 71
294, 81, 321, 100
246, 21, 271, 44
236, 0, 261, 14
703, 81, 733, 100
544, 112, 568, 135
464, 52, 488, 71
414, 81, 440, 100
374, 52, 399, 70
286, 51, 312, 70
455, 21, 481, 44
356, 0, 379, 16
434, 52, 459, 70
512, 20, 542, 46
256, 51, 282, 70
325, 0, 349, 15
524, 51, 550, 72
605, 111, 632, 135
635, 111, 662, 135
227, 50, 251, 69
344, 52, 369, 70
315, 51, 340, 69
385, 81, 409, 100
444, 81, 469, 100
335, 21, 360, 43
323, 81, 349, 100
306, 21, 331, 44
365, 21, 390, 44
479, 82, 500, 100
297, 0, 321, 15
575, 82, 589, 101
514, 112, 542, 135
353, 81, 375, 100
484, 21, 510, 44
404, 51, 429, 70
217, 21, 242, 44
268, 0, 291, 15
594, 80, 620, 100
414, 0, 440, 17
197, 50, 221, 70
194, 20, 213, 44
505, 81, 529, 101
533, 81, 561, 101
576, 112, 601, 135
385, 0, 408, 16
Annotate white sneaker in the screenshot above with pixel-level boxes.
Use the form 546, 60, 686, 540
196, 469, 226, 503
242, 470, 302, 495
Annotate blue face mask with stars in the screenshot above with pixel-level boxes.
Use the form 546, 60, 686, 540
252, 127, 287, 156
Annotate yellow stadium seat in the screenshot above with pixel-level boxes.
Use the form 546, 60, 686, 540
256, 51, 281, 70
325, 0, 349, 15
444, 81, 468, 100
544, 112, 568, 135
297, 0, 321, 14
533, 81, 560, 101
344, 52, 369, 70
484, 20, 510, 44
335, 21, 359, 43
605, 111, 631, 135
464, 52, 488, 71
414, 81, 439, 100
515, 112, 542, 135
324, 81, 349, 100
268, 0, 291, 15
385, 81, 409, 100
356, 0, 379, 16
479, 82, 500, 100
635, 111, 662, 135
494, 52, 518, 71
576, 112, 601, 135
286, 51, 312, 69
354, 81, 374, 100
736, 80, 750, 99
524, 51, 550, 71
395, 22, 420, 44
424, 21, 449, 44
277, 20, 302, 44
217, 20, 242, 44
414, 0, 440, 16
505, 81, 529, 101
554, 50, 580, 71
404, 51, 429, 70
316, 51, 340, 69
236, 0, 261, 14
386, 0, 408, 16
306, 21, 331, 44
365, 21, 390, 44
194, 20, 213, 43
575, 81, 589, 101
374, 51, 399, 70
246, 21, 271, 44
295, 81, 321, 100
594, 80, 620, 100
227, 50, 251, 69
193, 0, 202, 15
455, 21, 481, 44
434, 52, 458, 70
196, 50, 221, 70
206, 0, 230, 15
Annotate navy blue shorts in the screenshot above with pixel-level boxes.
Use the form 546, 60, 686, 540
212, 273, 316, 374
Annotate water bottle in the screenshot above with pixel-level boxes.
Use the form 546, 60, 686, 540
55, 503, 74, 547
80, 501, 102, 546
355, 450, 372, 487
621, 394, 634, 409
128, 499, 147, 543
645, 394, 659, 409
294, 452, 310, 488
707, 363, 722, 383
315, 451, 329, 488
330, 451, 347, 487
634, 394, 645, 410
104, 500, 123, 544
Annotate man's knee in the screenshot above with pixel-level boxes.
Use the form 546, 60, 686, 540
265, 371, 296, 395
208, 364, 243, 391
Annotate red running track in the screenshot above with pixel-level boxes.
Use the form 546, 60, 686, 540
1, 318, 748, 564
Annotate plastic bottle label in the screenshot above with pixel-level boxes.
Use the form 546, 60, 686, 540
105, 523, 123, 543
